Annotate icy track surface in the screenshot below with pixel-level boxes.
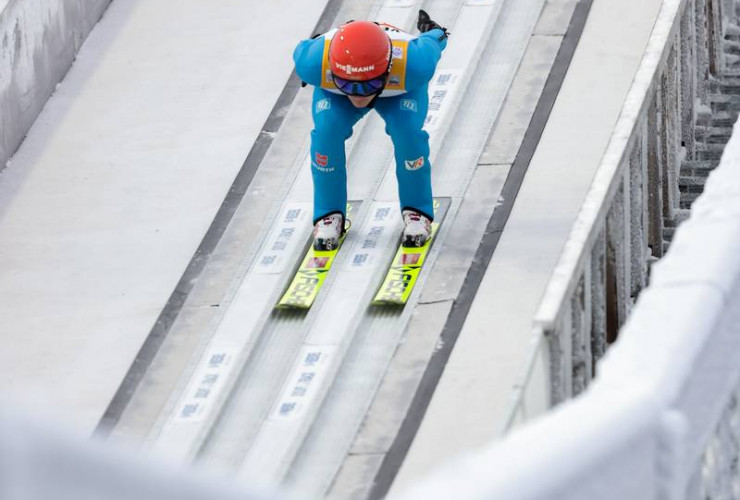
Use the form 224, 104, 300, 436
0, 0, 329, 432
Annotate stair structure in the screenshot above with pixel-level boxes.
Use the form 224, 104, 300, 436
663, 27, 740, 251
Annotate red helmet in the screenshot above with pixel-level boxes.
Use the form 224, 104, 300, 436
329, 21, 392, 81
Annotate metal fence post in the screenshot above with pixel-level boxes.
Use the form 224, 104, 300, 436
648, 92, 665, 259
590, 229, 608, 365
629, 124, 649, 297
680, 0, 698, 160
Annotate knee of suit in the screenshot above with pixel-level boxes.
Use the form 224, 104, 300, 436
391, 135, 431, 172
311, 128, 345, 152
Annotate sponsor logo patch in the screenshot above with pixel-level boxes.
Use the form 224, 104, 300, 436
380, 266, 419, 302
281, 270, 326, 307
404, 156, 424, 171
315, 153, 328, 167
315, 99, 331, 113
400, 99, 417, 112
334, 62, 376, 75
392, 46, 404, 59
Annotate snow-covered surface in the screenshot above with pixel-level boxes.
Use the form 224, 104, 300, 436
137, 2, 552, 494
0, 0, 329, 432
1, 0, 738, 496
394, 85, 740, 500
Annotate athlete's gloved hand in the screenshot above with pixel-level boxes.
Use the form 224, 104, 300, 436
417, 10, 449, 40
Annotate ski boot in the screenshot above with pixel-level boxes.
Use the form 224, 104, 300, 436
402, 209, 432, 247
313, 213, 344, 251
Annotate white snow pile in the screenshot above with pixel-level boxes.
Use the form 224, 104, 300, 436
394, 117, 740, 499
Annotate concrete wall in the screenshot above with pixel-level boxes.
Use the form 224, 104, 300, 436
0, 0, 111, 167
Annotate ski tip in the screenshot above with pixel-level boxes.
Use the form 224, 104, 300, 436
371, 299, 406, 307
274, 300, 311, 311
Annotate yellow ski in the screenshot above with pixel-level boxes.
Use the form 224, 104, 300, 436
372, 198, 449, 306
276, 202, 357, 310
371, 223, 440, 305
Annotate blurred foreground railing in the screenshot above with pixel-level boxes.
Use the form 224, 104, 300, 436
0, 407, 287, 500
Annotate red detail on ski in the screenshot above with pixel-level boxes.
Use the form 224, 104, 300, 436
307, 257, 330, 268
399, 253, 421, 265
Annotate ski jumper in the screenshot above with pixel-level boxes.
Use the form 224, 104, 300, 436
293, 25, 447, 223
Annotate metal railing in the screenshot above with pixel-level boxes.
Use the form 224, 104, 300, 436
506, 0, 737, 424
697, 389, 740, 498
0, 406, 285, 500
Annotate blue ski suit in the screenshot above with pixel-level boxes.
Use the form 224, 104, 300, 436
293, 25, 447, 223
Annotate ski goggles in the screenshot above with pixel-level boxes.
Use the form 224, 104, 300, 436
332, 74, 388, 97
